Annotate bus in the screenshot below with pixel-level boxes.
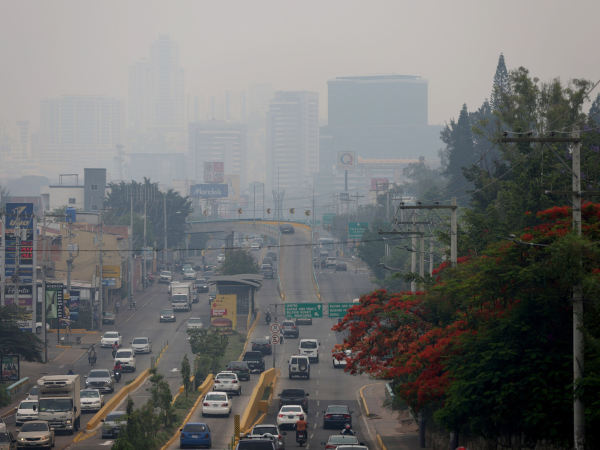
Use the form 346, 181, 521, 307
318, 238, 335, 251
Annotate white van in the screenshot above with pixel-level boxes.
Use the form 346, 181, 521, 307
299, 339, 320, 363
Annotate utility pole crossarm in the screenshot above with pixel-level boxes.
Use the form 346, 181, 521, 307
500, 137, 581, 143
399, 205, 457, 210
378, 231, 425, 235
542, 190, 600, 196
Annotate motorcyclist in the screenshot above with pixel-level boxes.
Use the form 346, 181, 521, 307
113, 362, 123, 382
88, 346, 97, 365
341, 424, 355, 436
112, 342, 119, 358
67, 368, 75, 375
265, 310, 271, 324
295, 415, 308, 441
321, 260, 326, 269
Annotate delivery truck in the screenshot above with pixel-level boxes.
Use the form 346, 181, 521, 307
37, 374, 81, 434
171, 282, 193, 311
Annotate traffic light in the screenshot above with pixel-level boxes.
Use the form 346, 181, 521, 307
305, 210, 310, 216
266, 208, 271, 214
289, 208, 295, 214
238, 208, 242, 214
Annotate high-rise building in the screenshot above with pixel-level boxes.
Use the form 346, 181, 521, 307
327, 75, 442, 161
248, 83, 274, 117
37, 95, 124, 176
189, 121, 248, 188
266, 91, 319, 193
129, 35, 185, 132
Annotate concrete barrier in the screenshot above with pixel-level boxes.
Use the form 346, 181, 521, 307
239, 368, 279, 434
6, 377, 29, 401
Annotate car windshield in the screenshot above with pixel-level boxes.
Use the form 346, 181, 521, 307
39, 398, 71, 413
282, 389, 304, 396
189, 319, 203, 324
255, 339, 269, 344
106, 413, 125, 422
89, 370, 110, 378
29, 386, 38, 396
21, 422, 48, 432
184, 424, 208, 432
281, 406, 302, 413
161, 310, 174, 315
81, 391, 100, 398
217, 374, 235, 379
206, 394, 227, 401
160, 271, 171, 276
228, 362, 246, 369
104, 332, 119, 338
282, 321, 294, 326
172, 294, 187, 302
330, 436, 358, 444
20, 401, 37, 410
254, 426, 278, 435
326, 406, 348, 413
132, 338, 148, 344
103, 312, 114, 317
115, 351, 132, 358
300, 341, 317, 349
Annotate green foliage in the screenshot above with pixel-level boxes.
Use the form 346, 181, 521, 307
0, 383, 10, 407
219, 250, 260, 275
0, 305, 43, 362
112, 396, 162, 450
149, 371, 176, 427
181, 354, 192, 398
193, 354, 213, 388
106, 212, 155, 254
401, 157, 444, 199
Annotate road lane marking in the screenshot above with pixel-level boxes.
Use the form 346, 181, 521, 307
313, 423, 317, 428
317, 400, 319, 406
317, 380, 319, 385
310, 434, 313, 439
315, 412, 319, 417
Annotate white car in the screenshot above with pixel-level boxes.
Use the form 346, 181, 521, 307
187, 317, 204, 330
213, 372, 241, 396
27, 386, 38, 401
100, 331, 122, 348
80, 389, 104, 412
202, 391, 232, 417
183, 269, 197, 280
276, 405, 306, 428
332, 350, 352, 369
299, 339, 320, 363
130, 337, 152, 354
15, 400, 38, 426
217, 254, 225, 262
114, 348, 137, 372
251, 243, 260, 251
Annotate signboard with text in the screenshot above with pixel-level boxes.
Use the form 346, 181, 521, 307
323, 214, 335, 225
211, 294, 237, 332
191, 184, 228, 198
328, 303, 355, 318
46, 283, 64, 320
285, 303, 323, 319
338, 152, 355, 171
348, 222, 369, 239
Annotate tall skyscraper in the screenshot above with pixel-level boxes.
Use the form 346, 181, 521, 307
266, 91, 319, 193
248, 83, 274, 117
37, 95, 124, 176
129, 35, 185, 132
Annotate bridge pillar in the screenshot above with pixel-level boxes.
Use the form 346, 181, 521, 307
225, 232, 234, 251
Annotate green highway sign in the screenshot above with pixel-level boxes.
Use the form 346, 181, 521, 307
328, 303, 354, 318
348, 222, 369, 239
285, 303, 323, 319
323, 213, 335, 225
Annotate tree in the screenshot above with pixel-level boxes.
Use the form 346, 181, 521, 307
188, 329, 229, 374
0, 185, 10, 210
112, 396, 161, 450
148, 369, 175, 427
0, 305, 43, 362
181, 354, 192, 398
219, 250, 260, 275
490, 53, 511, 110
589, 93, 600, 126
401, 157, 444, 199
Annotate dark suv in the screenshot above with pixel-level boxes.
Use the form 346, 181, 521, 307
226, 361, 251, 381
242, 351, 266, 373
278, 388, 309, 413
279, 224, 294, 234
281, 320, 299, 338
252, 337, 272, 355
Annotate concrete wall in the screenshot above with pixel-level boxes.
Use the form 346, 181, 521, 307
41, 186, 85, 211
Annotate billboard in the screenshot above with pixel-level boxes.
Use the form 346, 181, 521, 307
5, 203, 34, 237
338, 152, 355, 171
224, 174, 240, 201
4, 285, 33, 307
46, 283, 64, 320
190, 184, 228, 198
204, 162, 224, 183
371, 178, 389, 190
340, 193, 350, 201
69, 290, 80, 322
1, 355, 19, 382
211, 294, 237, 332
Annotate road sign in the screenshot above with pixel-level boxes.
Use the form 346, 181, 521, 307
270, 323, 281, 334
348, 222, 369, 239
271, 334, 281, 345
328, 302, 355, 318
323, 213, 335, 225
285, 303, 323, 319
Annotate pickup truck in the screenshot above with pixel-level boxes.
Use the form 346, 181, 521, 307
325, 257, 337, 268
242, 351, 266, 373
245, 424, 286, 450
277, 388, 309, 413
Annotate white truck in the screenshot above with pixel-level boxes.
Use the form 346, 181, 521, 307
37, 374, 81, 434
171, 282, 193, 311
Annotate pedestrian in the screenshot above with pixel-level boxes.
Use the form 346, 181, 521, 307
115, 301, 120, 314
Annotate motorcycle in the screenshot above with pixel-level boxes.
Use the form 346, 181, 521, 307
113, 370, 122, 383
265, 314, 271, 325
88, 354, 97, 365
296, 431, 307, 447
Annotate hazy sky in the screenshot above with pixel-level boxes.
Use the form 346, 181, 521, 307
1, 0, 599, 129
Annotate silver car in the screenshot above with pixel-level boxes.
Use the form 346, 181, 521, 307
130, 337, 152, 354
80, 389, 104, 412
85, 369, 114, 393
101, 411, 126, 439
187, 317, 204, 330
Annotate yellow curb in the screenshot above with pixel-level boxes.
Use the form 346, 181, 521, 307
73, 430, 98, 443
239, 312, 260, 361
156, 344, 169, 366
55, 345, 72, 349
377, 434, 387, 450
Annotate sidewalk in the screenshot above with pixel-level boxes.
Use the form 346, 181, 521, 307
361, 383, 431, 450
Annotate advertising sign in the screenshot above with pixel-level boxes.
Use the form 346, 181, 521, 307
1, 355, 20, 382
99, 265, 121, 278
338, 152, 355, 171
5, 203, 34, 237
211, 294, 237, 332
190, 184, 228, 198
69, 290, 80, 322
5, 240, 33, 265
46, 283, 64, 320
102, 278, 116, 287
371, 178, 389, 191
285, 303, 323, 319
340, 193, 350, 201
224, 174, 240, 201
348, 222, 369, 239
204, 162, 225, 183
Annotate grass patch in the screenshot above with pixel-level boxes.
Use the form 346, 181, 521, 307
124, 379, 134, 386
152, 390, 201, 449
219, 331, 247, 366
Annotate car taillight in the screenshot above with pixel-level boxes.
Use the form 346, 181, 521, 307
181, 433, 185, 438
203, 403, 209, 406
278, 435, 282, 439
278, 414, 284, 418
266, 344, 271, 347
326, 446, 336, 450
232, 380, 238, 383
343, 414, 351, 419
205, 434, 210, 438
292, 326, 296, 329
221, 403, 229, 407
214, 380, 220, 383
325, 414, 333, 419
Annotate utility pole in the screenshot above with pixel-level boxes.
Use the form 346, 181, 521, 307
164, 194, 168, 264
429, 233, 434, 276
98, 210, 103, 332
143, 201, 147, 292
411, 213, 417, 292
42, 213, 48, 363
254, 186, 256, 221
129, 195, 134, 309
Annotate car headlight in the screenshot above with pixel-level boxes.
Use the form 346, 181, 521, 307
20, 437, 26, 441
66, 420, 72, 424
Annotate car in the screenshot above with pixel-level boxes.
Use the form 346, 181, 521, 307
179, 422, 212, 449
299, 339, 320, 363
113, 349, 136, 372
183, 268, 197, 280
204, 271, 215, 280
209, 291, 217, 301
0, 423, 16, 450
336, 446, 368, 450
187, 317, 204, 330
80, 389, 104, 412
262, 257, 273, 266
17, 421, 54, 449
322, 405, 354, 429
100, 331, 122, 348
242, 351, 266, 373
160, 309, 176, 323
335, 263, 347, 271
35, 322, 50, 335
217, 254, 225, 262
226, 361, 251, 381
319, 251, 329, 258
101, 410, 126, 439
194, 279, 209, 293
267, 252, 278, 261
236, 439, 276, 450
102, 311, 116, 325
276, 405, 305, 429
158, 271, 172, 284
246, 424, 286, 450
193, 264, 202, 271
252, 337, 272, 355
241, 242, 250, 249
321, 435, 361, 450
213, 372, 242, 395
15, 400, 38, 426
202, 391, 232, 417
251, 243, 260, 251
288, 355, 310, 379
296, 316, 312, 325
85, 369, 114, 393
326, 257, 337, 269
279, 224, 294, 234
281, 320, 299, 338
333, 350, 352, 369
278, 388, 309, 412
26, 386, 38, 401
130, 337, 152, 354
